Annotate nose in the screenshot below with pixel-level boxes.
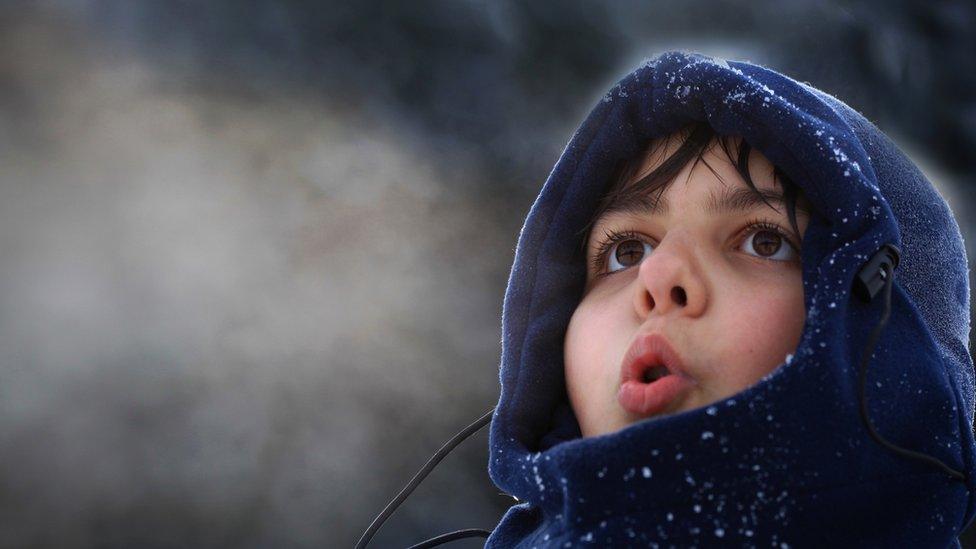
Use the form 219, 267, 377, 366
633, 231, 707, 320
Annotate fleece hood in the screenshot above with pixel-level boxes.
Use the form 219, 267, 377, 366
486, 51, 976, 547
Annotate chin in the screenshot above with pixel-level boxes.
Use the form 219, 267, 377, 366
586, 411, 637, 438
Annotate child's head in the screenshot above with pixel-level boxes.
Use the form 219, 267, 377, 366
564, 121, 813, 437
490, 51, 975, 545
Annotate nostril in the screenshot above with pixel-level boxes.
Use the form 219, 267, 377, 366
671, 287, 687, 306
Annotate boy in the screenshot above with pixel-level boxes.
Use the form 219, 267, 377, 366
486, 51, 976, 547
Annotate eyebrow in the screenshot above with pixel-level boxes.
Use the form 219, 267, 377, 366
597, 184, 808, 224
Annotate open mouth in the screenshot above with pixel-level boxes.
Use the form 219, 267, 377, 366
618, 332, 694, 417
641, 364, 671, 383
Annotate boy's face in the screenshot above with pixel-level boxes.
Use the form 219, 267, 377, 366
564, 135, 809, 438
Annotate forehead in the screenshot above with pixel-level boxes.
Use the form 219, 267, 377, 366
634, 132, 782, 199
591, 134, 795, 231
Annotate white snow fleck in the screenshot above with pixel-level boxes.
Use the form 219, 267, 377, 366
693, 504, 702, 513
706, 405, 718, 416
638, 57, 660, 69
533, 466, 543, 490
642, 466, 652, 478
701, 431, 715, 440
727, 90, 747, 103
828, 302, 836, 309
666, 512, 674, 521
715, 528, 725, 537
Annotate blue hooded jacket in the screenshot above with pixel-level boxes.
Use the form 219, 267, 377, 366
486, 51, 976, 547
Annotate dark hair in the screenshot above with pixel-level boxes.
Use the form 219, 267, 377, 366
578, 121, 811, 253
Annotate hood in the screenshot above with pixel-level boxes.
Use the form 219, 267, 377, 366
486, 51, 976, 547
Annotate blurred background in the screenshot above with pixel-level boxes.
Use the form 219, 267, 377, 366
1, 1, 974, 547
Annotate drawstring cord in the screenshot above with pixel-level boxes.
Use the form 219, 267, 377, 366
356, 407, 496, 548
855, 244, 966, 481
404, 528, 494, 549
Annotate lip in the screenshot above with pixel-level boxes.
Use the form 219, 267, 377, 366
617, 332, 696, 417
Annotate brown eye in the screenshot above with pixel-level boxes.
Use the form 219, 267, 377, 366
608, 239, 654, 273
753, 230, 781, 256
741, 228, 798, 262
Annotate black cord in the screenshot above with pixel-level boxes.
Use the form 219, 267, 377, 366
405, 528, 493, 549
857, 264, 966, 481
355, 407, 496, 548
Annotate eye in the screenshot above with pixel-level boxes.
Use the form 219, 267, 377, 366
590, 221, 799, 278
739, 224, 799, 262
606, 237, 655, 274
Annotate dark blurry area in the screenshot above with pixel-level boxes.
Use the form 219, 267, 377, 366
1, 1, 974, 547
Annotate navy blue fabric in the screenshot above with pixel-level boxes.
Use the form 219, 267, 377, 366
486, 51, 976, 547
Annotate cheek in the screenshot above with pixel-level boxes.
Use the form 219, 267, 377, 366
718, 278, 805, 386
564, 298, 620, 403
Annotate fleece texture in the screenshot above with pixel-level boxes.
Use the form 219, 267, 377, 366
486, 51, 976, 547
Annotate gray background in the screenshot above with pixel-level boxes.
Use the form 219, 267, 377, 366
1, 1, 974, 547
